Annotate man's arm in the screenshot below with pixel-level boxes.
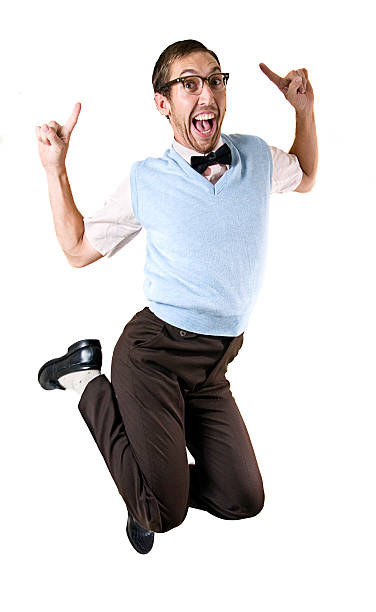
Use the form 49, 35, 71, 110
36, 103, 103, 268
290, 109, 318, 192
259, 63, 318, 193
44, 168, 103, 267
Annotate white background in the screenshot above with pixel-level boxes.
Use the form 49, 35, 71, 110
1, 0, 375, 610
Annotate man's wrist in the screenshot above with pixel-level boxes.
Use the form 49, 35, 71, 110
295, 107, 315, 124
45, 165, 68, 180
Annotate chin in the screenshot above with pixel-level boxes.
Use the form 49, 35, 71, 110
192, 132, 219, 153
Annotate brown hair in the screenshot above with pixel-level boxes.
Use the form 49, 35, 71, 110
152, 39, 221, 98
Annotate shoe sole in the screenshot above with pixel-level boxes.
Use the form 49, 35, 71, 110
38, 339, 102, 390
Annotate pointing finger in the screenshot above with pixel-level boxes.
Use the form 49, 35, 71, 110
259, 63, 289, 90
62, 102, 81, 137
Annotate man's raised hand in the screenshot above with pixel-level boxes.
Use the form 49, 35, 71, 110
259, 64, 314, 115
35, 102, 81, 171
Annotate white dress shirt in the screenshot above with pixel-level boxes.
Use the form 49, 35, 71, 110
84, 136, 303, 257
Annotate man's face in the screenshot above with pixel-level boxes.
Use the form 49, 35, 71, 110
156, 51, 227, 154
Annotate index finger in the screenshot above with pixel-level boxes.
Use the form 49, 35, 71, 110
63, 102, 81, 136
259, 63, 289, 90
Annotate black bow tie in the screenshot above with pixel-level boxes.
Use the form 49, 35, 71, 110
190, 143, 232, 175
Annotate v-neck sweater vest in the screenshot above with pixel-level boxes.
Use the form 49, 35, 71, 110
130, 133, 273, 336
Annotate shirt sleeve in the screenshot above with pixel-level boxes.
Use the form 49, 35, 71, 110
83, 175, 142, 258
269, 145, 303, 194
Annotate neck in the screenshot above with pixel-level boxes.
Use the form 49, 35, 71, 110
172, 133, 221, 154
173, 135, 223, 155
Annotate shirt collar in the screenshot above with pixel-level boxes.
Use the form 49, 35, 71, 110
172, 136, 224, 165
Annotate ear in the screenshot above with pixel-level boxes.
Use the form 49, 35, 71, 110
154, 92, 171, 118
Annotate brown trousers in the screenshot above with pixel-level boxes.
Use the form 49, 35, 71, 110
78, 307, 264, 533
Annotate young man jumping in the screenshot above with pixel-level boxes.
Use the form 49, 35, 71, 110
36, 39, 317, 554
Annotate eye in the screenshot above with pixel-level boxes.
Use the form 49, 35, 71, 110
209, 75, 224, 89
183, 77, 200, 92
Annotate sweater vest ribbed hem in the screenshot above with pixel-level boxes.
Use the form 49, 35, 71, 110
148, 301, 250, 337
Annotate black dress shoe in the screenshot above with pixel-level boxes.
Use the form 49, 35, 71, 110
38, 339, 102, 390
126, 511, 154, 554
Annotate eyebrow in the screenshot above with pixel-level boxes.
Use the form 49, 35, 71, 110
179, 66, 221, 77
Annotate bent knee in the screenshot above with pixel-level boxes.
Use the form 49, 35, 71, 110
157, 504, 188, 533
247, 490, 265, 517
228, 487, 265, 519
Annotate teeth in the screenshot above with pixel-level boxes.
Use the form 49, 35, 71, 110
194, 113, 215, 121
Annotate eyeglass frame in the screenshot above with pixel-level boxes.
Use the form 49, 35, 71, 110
158, 72, 230, 95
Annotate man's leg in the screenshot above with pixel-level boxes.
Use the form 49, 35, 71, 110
78, 309, 190, 534
185, 335, 265, 520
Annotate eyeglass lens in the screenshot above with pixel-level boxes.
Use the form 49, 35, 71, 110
183, 74, 227, 94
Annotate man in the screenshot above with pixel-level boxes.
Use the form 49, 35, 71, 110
36, 40, 318, 555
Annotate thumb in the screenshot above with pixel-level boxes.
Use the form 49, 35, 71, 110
282, 76, 302, 95
40, 125, 60, 146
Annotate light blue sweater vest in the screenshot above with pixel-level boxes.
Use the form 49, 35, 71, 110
130, 133, 273, 336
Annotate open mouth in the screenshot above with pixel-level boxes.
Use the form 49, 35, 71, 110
192, 113, 217, 137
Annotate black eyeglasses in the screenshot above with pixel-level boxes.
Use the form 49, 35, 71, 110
159, 72, 229, 95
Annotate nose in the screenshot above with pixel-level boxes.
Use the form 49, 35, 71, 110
197, 80, 215, 105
